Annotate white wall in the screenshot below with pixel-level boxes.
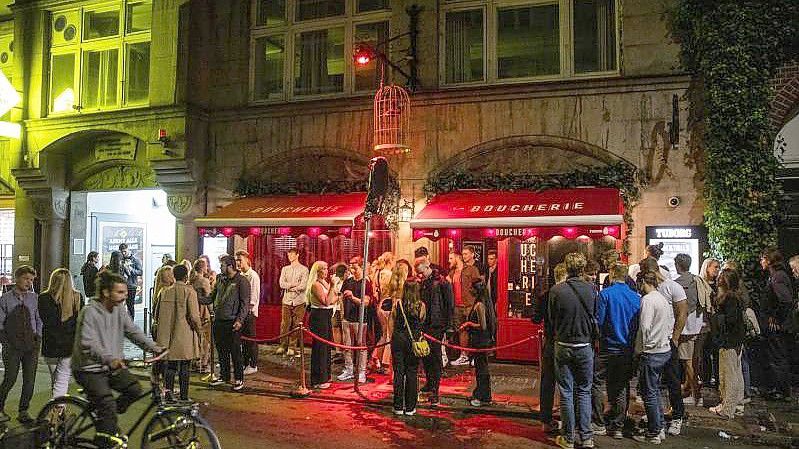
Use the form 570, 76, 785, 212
776, 114, 799, 168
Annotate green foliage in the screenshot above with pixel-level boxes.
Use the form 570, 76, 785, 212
670, 1, 798, 268
424, 161, 644, 255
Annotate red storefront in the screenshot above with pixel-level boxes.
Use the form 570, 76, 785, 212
195, 193, 391, 338
410, 188, 624, 362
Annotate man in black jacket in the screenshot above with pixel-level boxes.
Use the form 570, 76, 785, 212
415, 257, 453, 406
760, 248, 796, 400
118, 244, 142, 319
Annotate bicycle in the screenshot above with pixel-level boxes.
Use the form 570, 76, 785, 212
36, 350, 221, 449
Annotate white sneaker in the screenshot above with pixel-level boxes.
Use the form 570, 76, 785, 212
451, 355, 470, 366
338, 371, 354, 381
696, 397, 704, 407
286, 349, 295, 357
683, 396, 695, 406
243, 366, 258, 375
667, 419, 682, 436
441, 350, 449, 367
735, 405, 745, 416
357, 374, 367, 384
404, 409, 416, 416
232, 380, 244, 391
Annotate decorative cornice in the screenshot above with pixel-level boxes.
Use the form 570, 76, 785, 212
10, 167, 68, 220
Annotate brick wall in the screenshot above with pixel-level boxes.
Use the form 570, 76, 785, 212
771, 61, 799, 129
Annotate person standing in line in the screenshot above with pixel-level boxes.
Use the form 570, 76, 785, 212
81, 251, 100, 298
235, 250, 261, 375
191, 259, 213, 375
0, 265, 41, 424
462, 245, 487, 280
760, 247, 795, 401
486, 250, 498, 309
673, 253, 706, 406
118, 243, 143, 319
449, 251, 481, 366
152, 266, 175, 314
414, 246, 443, 273
632, 269, 675, 445
380, 260, 409, 377
339, 256, 373, 384
533, 263, 567, 434
206, 255, 249, 391
38, 268, 83, 401
548, 253, 597, 449
390, 280, 426, 415
695, 257, 720, 401
372, 252, 395, 374
415, 257, 453, 406
277, 248, 309, 358
155, 265, 201, 402
709, 268, 747, 418
461, 280, 493, 407
307, 261, 337, 389
593, 263, 640, 439
330, 263, 348, 364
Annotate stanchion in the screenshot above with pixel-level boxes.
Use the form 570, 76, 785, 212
292, 323, 311, 398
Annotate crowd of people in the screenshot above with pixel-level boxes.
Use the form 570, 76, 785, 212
0, 240, 796, 448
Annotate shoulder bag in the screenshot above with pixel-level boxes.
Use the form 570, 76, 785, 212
398, 300, 430, 357
566, 281, 601, 343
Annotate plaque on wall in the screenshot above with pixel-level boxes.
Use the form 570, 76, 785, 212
95, 136, 137, 161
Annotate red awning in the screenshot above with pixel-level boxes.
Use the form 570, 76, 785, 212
411, 188, 623, 229
196, 193, 368, 228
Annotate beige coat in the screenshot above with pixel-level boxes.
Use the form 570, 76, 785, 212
155, 282, 202, 360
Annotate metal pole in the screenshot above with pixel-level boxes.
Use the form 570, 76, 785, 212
354, 214, 372, 391
294, 322, 311, 397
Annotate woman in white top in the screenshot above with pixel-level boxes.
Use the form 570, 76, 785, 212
306, 261, 337, 389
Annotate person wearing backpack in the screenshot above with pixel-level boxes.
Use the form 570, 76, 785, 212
0, 265, 42, 424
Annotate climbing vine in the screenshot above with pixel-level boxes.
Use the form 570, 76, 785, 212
424, 161, 644, 255
670, 1, 798, 267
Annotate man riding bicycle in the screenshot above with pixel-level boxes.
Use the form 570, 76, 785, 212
72, 270, 165, 448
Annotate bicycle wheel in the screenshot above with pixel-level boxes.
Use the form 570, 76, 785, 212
36, 395, 98, 449
142, 409, 221, 449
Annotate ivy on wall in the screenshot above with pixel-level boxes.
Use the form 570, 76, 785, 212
423, 161, 644, 255
671, 1, 799, 267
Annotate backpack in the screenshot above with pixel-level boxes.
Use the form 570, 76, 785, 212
4, 302, 36, 351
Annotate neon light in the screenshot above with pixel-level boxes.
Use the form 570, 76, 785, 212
249, 227, 262, 236
448, 229, 460, 238
0, 121, 20, 139
307, 227, 321, 237
278, 227, 292, 236
221, 227, 234, 237
483, 228, 496, 237
339, 227, 352, 236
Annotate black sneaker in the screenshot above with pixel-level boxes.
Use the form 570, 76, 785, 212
420, 384, 432, 393
17, 411, 34, 425
429, 395, 439, 406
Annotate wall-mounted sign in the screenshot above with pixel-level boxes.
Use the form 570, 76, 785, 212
645, 226, 707, 276
95, 136, 137, 161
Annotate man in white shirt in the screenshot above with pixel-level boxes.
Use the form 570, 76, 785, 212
277, 248, 309, 357
236, 250, 261, 375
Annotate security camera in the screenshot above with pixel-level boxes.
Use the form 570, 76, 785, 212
668, 196, 681, 208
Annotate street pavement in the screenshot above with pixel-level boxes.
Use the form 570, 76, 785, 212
0, 347, 796, 448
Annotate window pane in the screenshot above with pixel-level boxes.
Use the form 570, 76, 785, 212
254, 35, 284, 100
125, 42, 150, 104
296, 0, 344, 21
126, 2, 152, 33
294, 27, 344, 96
84, 9, 120, 40
445, 9, 484, 84
82, 49, 119, 109
574, 0, 617, 73
257, 0, 286, 26
497, 4, 560, 78
354, 21, 387, 91
50, 53, 75, 113
357, 0, 389, 13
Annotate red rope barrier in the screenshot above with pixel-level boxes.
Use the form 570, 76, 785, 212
422, 333, 539, 353
240, 327, 302, 344
302, 328, 391, 351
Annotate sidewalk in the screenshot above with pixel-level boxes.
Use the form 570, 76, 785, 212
135, 344, 799, 448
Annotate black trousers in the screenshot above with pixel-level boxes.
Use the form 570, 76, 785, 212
165, 360, 191, 400
391, 332, 419, 412
421, 327, 445, 396
213, 320, 243, 382
241, 314, 259, 368
591, 349, 608, 426
663, 341, 684, 420
766, 331, 792, 396
125, 288, 136, 319
472, 351, 491, 402
74, 369, 142, 446
539, 339, 556, 424
0, 344, 39, 412
603, 350, 635, 431
309, 308, 332, 386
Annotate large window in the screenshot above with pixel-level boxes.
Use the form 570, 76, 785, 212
48, 1, 152, 114
0, 209, 13, 277
251, 0, 390, 102
443, 0, 618, 86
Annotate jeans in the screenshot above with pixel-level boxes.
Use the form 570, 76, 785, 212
241, 313, 259, 368
0, 344, 39, 412
591, 349, 608, 426
342, 320, 368, 376
472, 351, 491, 402
125, 288, 136, 319
279, 304, 306, 350
718, 347, 744, 418
663, 341, 684, 420
639, 351, 671, 437
391, 332, 419, 412
741, 345, 751, 397
555, 344, 593, 444
309, 308, 332, 385
603, 350, 635, 431
539, 339, 556, 425
74, 369, 142, 447
213, 320, 243, 382
422, 327, 445, 397
45, 356, 72, 399
165, 360, 191, 400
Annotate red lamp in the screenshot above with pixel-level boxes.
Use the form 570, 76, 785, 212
354, 44, 374, 66
221, 227, 234, 237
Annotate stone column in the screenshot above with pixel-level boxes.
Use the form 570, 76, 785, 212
25, 187, 69, 282
167, 192, 203, 262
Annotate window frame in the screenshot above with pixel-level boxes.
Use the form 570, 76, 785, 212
249, 0, 391, 104
440, 0, 620, 88
47, 0, 152, 115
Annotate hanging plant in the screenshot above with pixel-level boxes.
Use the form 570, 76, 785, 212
424, 161, 645, 255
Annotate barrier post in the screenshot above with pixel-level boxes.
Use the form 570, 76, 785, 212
293, 324, 311, 397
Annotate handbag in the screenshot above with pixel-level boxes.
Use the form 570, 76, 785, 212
398, 300, 430, 357
566, 281, 601, 344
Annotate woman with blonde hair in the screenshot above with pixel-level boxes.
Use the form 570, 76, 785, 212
152, 266, 176, 336
306, 261, 337, 389
376, 260, 411, 373
38, 268, 83, 399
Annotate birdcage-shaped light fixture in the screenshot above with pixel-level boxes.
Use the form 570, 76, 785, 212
373, 83, 411, 155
